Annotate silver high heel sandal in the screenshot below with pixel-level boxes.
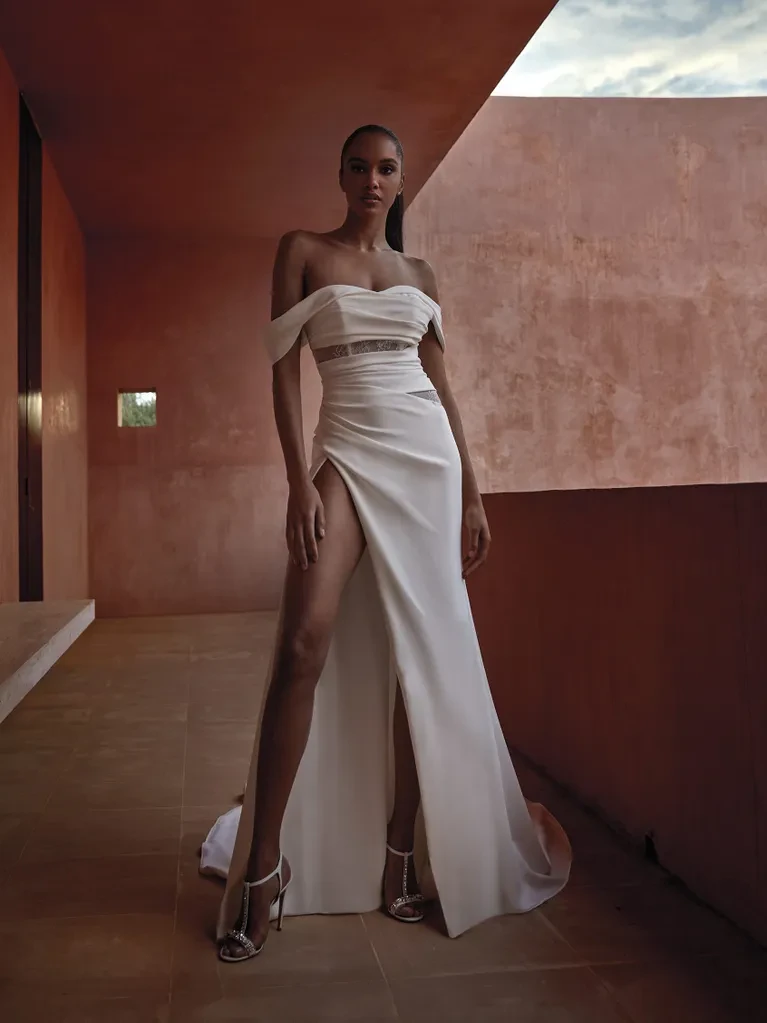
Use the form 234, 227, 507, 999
384, 844, 426, 923
219, 853, 290, 962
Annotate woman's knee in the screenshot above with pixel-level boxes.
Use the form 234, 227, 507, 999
274, 616, 331, 689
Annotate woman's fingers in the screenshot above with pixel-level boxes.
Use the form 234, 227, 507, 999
463, 525, 490, 578
462, 524, 480, 574
305, 515, 319, 564
293, 524, 308, 571
286, 522, 296, 567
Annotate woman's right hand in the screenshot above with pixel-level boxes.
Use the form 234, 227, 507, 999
286, 480, 326, 570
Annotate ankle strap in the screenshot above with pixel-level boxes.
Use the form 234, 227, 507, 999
247, 852, 283, 887
386, 843, 414, 858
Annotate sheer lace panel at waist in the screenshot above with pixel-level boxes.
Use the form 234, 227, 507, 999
314, 339, 412, 364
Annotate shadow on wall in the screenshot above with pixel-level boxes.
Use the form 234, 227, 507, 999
469, 483, 767, 947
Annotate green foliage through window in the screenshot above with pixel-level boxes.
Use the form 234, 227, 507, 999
119, 391, 156, 427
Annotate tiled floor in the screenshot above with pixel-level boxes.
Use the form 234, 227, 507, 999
0, 613, 764, 1022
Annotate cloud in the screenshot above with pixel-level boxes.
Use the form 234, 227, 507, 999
494, 0, 767, 97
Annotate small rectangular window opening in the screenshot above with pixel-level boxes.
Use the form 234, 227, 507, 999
118, 390, 157, 428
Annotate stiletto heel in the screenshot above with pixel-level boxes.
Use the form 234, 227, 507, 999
276, 888, 287, 931
384, 844, 426, 923
219, 852, 290, 962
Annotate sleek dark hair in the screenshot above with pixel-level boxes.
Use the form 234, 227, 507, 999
341, 124, 405, 252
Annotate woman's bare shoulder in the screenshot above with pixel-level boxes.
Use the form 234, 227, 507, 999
275, 229, 324, 257
402, 254, 440, 303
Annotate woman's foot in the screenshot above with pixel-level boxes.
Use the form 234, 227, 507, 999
219, 854, 292, 962
383, 843, 426, 922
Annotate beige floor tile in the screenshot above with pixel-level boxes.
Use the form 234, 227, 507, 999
219, 914, 383, 995
183, 762, 251, 808
0, 812, 39, 863
0, 913, 174, 986
79, 719, 189, 747
186, 649, 268, 672
3, 613, 761, 1023
188, 677, 262, 724
596, 954, 767, 1023
186, 611, 276, 655
21, 807, 181, 862
0, 747, 75, 812
541, 881, 756, 964
172, 978, 397, 1023
87, 694, 189, 727
0, 853, 179, 920
183, 723, 254, 806
33, 664, 188, 700
0, 986, 170, 1023
50, 736, 186, 809
172, 872, 224, 1002
0, 704, 93, 729
0, 704, 87, 755
391, 967, 631, 1023
186, 721, 258, 754
169, 978, 224, 1023
363, 905, 582, 980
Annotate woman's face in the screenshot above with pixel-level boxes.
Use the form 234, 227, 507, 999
340, 132, 403, 219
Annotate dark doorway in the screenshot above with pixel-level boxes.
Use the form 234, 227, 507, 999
17, 95, 43, 601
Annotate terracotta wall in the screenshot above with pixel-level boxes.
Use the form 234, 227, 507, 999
0, 44, 88, 604
470, 484, 767, 945
88, 97, 767, 616
41, 149, 88, 598
87, 239, 321, 617
408, 97, 767, 493
0, 49, 18, 602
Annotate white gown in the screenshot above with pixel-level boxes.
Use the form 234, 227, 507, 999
203, 285, 571, 939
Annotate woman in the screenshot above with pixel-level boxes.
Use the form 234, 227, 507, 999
202, 124, 571, 963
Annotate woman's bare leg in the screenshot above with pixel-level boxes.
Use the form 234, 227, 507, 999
384, 683, 424, 918
388, 684, 420, 851
222, 462, 365, 957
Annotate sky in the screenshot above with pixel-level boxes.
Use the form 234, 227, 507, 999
493, 0, 767, 97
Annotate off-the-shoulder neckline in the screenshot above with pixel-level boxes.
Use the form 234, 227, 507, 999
270, 284, 441, 325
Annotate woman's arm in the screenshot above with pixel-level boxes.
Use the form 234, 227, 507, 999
416, 261, 491, 578
271, 232, 325, 570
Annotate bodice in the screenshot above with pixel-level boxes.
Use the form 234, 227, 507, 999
263, 285, 445, 365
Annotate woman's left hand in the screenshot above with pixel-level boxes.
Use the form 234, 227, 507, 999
462, 498, 491, 578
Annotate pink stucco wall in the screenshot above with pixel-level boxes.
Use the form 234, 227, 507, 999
87, 239, 321, 617
87, 97, 767, 616
0, 46, 88, 604
409, 96, 767, 493
41, 149, 89, 599
0, 49, 18, 602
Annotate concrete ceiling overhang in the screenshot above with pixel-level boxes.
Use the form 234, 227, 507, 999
0, 1, 555, 237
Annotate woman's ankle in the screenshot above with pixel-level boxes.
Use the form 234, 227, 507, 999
246, 844, 281, 880
387, 822, 415, 853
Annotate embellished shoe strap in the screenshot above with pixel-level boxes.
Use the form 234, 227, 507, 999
386, 844, 425, 908
223, 853, 284, 955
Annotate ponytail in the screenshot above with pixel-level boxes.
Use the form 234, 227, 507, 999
386, 192, 405, 252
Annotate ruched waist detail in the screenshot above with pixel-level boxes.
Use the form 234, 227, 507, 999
316, 346, 433, 399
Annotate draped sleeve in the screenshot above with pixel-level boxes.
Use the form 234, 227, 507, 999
263, 297, 310, 365
413, 292, 445, 351
263, 290, 341, 365
426, 300, 446, 350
